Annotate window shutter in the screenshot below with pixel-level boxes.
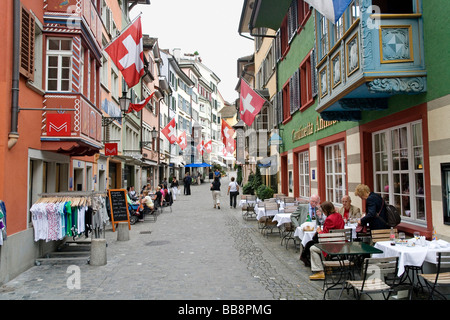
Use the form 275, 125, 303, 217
20, 4, 35, 81
295, 69, 301, 112
311, 47, 318, 98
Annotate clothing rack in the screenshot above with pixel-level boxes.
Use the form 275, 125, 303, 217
33, 191, 109, 241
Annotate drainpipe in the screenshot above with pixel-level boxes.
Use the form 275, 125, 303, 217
8, 0, 20, 149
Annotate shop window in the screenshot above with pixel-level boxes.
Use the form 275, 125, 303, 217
372, 121, 425, 223
325, 142, 346, 204
298, 150, 310, 198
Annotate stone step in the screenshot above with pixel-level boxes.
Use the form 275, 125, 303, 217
35, 256, 90, 266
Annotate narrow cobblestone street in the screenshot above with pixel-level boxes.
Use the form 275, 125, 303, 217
0, 172, 329, 301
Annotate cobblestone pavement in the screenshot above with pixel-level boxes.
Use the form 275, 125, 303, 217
0, 172, 340, 301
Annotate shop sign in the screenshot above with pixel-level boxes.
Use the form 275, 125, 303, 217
292, 116, 338, 142
47, 113, 71, 136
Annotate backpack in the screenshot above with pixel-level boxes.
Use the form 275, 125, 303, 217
377, 200, 401, 227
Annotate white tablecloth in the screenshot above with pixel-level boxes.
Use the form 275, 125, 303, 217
374, 240, 450, 276
272, 213, 291, 227
294, 221, 317, 247
255, 204, 283, 220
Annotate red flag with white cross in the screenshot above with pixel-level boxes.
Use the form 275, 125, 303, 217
177, 131, 187, 150
104, 16, 144, 88
204, 140, 212, 153
161, 118, 177, 144
221, 119, 235, 146
239, 78, 266, 126
196, 140, 204, 155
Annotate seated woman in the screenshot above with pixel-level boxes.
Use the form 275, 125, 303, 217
152, 186, 163, 210
300, 201, 345, 280
139, 190, 154, 221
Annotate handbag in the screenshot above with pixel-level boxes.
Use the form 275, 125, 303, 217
355, 224, 367, 233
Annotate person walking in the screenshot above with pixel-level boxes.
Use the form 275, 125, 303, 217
227, 177, 239, 208
210, 176, 221, 209
183, 172, 192, 195
170, 176, 179, 201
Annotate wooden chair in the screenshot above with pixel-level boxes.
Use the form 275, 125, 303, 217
283, 197, 296, 207
419, 252, 450, 300
330, 228, 353, 242
260, 202, 279, 236
346, 257, 400, 300
371, 229, 397, 243
279, 206, 298, 249
318, 232, 354, 296
241, 195, 257, 220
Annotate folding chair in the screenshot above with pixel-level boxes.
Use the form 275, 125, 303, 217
318, 232, 354, 296
330, 228, 353, 243
241, 195, 256, 220
280, 205, 299, 249
371, 228, 397, 243
283, 197, 296, 207
419, 252, 450, 300
260, 202, 279, 236
346, 257, 400, 300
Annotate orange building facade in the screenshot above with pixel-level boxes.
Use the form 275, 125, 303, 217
0, 0, 105, 283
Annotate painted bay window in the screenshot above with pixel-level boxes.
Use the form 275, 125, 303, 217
46, 38, 72, 92
325, 142, 346, 204
372, 121, 425, 223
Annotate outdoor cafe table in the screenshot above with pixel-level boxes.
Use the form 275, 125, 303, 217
373, 240, 450, 277
314, 242, 384, 299
255, 204, 284, 221
272, 213, 291, 227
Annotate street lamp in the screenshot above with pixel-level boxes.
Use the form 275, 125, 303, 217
102, 90, 130, 126
119, 90, 131, 114
140, 126, 158, 148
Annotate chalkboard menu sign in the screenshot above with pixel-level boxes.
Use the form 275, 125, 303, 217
108, 189, 130, 231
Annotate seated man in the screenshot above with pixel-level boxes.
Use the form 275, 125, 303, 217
139, 190, 154, 221
291, 194, 321, 228
338, 195, 361, 223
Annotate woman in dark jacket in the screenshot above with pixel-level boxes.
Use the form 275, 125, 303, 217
355, 184, 388, 230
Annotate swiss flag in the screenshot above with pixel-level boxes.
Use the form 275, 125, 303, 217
126, 92, 155, 113
204, 140, 212, 153
161, 118, 177, 144
177, 131, 187, 150
104, 16, 144, 88
239, 78, 265, 126
221, 119, 235, 146
196, 140, 204, 155
226, 139, 236, 154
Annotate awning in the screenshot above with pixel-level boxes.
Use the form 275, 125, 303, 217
250, 0, 292, 31
184, 162, 212, 168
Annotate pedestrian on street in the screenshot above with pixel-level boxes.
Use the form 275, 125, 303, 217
227, 177, 239, 208
210, 176, 221, 209
170, 176, 179, 201
183, 172, 192, 195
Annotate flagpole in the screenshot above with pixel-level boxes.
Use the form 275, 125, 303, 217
103, 12, 143, 51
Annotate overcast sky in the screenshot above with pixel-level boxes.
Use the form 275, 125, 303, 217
130, 0, 254, 104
